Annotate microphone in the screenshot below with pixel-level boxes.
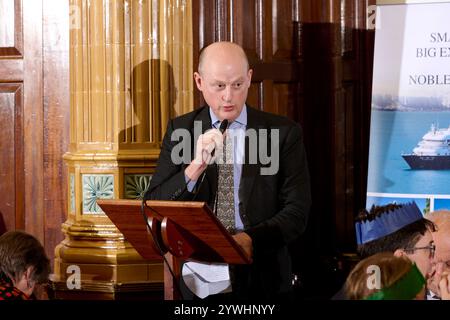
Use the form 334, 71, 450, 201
211, 119, 229, 158
219, 119, 229, 134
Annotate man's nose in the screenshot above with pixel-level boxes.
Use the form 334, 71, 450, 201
222, 86, 232, 102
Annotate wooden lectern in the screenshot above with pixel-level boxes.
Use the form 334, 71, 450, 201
97, 199, 251, 299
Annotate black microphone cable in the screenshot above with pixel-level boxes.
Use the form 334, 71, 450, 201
139, 119, 230, 298
140, 182, 184, 298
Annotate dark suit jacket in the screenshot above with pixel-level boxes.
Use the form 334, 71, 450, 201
146, 105, 311, 299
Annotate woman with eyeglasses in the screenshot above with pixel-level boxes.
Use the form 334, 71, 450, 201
0, 231, 50, 300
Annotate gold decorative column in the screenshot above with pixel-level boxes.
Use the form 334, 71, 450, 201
52, 0, 193, 299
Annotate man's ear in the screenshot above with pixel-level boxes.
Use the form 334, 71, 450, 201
14, 266, 35, 295
194, 72, 203, 91
24, 266, 34, 282
247, 69, 253, 86
394, 249, 405, 257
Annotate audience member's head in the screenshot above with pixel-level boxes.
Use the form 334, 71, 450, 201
425, 209, 450, 298
355, 202, 436, 278
0, 230, 50, 299
345, 252, 426, 300
438, 273, 450, 300
427, 210, 450, 264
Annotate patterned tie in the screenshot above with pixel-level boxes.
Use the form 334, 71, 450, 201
216, 130, 235, 234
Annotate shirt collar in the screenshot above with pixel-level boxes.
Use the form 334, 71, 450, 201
209, 105, 248, 128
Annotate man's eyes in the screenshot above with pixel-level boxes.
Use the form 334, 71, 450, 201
213, 83, 243, 89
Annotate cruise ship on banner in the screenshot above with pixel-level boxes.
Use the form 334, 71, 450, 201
402, 123, 450, 169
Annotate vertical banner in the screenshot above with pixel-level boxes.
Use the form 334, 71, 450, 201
367, 1, 450, 213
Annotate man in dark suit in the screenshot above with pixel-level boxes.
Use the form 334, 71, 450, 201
146, 42, 311, 300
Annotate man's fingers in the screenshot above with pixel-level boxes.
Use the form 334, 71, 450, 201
205, 142, 216, 153
202, 128, 224, 141
194, 128, 226, 165
439, 275, 450, 297
202, 150, 213, 164
211, 132, 224, 147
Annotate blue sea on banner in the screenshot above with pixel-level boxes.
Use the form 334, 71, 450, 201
367, 110, 450, 195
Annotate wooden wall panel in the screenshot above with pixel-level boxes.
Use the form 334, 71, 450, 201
193, 0, 302, 120
0, 89, 16, 230
230, 0, 257, 57
42, 0, 70, 264
0, 0, 69, 264
247, 82, 261, 109
0, 0, 25, 234
272, 83, 296, 117
0, 0, 23, 57
23, 0, 44, 241
0, 84, 23, 231
272, 0, 296, 59
0, 60, 23, 81
0, 0, 15, 47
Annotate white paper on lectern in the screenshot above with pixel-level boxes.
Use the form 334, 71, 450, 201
185, 261, 230, 282
182, 261, 232, 299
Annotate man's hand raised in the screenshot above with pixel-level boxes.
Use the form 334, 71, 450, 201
185, 128, 224, 181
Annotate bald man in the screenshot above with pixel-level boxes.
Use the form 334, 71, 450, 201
146, 42, 311, 300
427, 210, 450, 299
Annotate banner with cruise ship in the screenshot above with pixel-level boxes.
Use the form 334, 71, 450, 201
367, 0, 450, 214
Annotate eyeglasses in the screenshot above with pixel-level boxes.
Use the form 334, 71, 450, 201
404, 243, 436, 259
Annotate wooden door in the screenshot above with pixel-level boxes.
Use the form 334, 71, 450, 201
0, 0, 69, 262
0, 0, 27, 233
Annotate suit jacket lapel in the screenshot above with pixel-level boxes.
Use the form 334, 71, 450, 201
193, 106, 212, 134
239, 107, 262, 213
193, 107, 217, 203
